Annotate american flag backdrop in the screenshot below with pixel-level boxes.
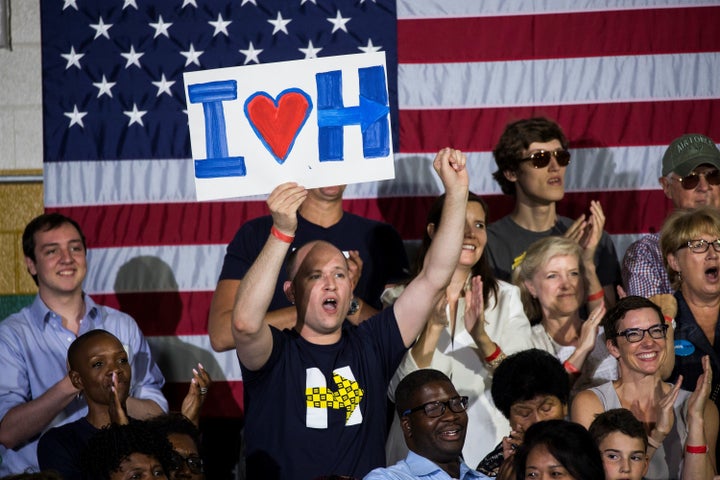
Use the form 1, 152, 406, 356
41, 0, 720, 418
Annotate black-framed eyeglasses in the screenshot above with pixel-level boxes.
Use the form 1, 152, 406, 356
521, 149, 571, 169
170, 452, 204, 474
672, 169, 720, 190
401, 396, 469, 418
616, 324, 668, 343
678, 238, 720, 254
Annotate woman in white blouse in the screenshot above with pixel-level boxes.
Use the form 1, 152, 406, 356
512, 236, 614, 393
384, 192, 534, 467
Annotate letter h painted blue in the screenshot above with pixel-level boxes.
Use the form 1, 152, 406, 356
316, 66, 390, 162
187, 80, 246, 179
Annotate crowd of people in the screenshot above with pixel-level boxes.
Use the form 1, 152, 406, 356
1, 120, 719, 480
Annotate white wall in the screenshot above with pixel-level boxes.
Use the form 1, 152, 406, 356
0, 1, 42, 171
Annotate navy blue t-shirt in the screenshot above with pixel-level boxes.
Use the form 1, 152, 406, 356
240, 307, 407, 480
219, 212, 409, 311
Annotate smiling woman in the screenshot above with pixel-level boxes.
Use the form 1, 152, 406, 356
384, 192, 534, 466
571, 296, 718, 480
512, 236, 615, 393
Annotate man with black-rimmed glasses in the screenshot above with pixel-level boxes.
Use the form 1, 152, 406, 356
364, 369, 489, 480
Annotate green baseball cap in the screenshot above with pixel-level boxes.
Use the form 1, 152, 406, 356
662, 133, 720, 177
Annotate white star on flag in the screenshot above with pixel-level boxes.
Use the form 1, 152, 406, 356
239, 42, 263, 64
300, 0, 317, 4
180, 44, 203, 67
268, 12, 291, 35
62, 0, 78, 10
93, 75, 116, 98
122, 0, 138, 9
64, 105, 87, 128
209, 13, 232, 37
90, 17, 113, 39
152, 74, 176, 97
181, 0, 197, 7
149, 15, 172, 39
61, 46, 84, 70
327, 11, 350, 33
123, 103, 147, 127
241, 0, 257, 5
359, 39, 381, 53
299, 40, 322, 59
121, 45, 144, 68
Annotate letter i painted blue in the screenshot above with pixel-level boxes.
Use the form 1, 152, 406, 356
316, 66, 390, 162
188, 80, 246, 178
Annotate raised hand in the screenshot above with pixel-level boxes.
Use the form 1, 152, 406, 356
267, 182, 307, 237
577, 302, 605, 353
108, 371, 129, 425
687, 355, 712, 419
181, 363, 212, 426
433, 147, 468, 193
464, 275, 485, 337
650, 379, 682, 444
345, 250, 363, 289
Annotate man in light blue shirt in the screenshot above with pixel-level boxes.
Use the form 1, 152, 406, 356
365, 369, 489, 480
0, 213, 167, 475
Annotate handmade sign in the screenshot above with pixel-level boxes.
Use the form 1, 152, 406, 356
184, 52, 394, 201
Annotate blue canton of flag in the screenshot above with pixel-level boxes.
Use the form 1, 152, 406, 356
40, 0, 399, 163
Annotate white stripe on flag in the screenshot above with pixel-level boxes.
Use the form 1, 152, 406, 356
399, 53, 720, 109
397, 0, 719, 19
45, 146, 666, 207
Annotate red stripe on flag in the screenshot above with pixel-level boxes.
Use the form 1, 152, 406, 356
164, 381, 243, 418
94, 291, 214, 336
398, 6, 720, 63
50, 190, 672, 249
399, 100, 720, 153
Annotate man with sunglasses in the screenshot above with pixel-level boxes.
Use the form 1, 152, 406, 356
622, 133, 720, 319
365, 369, 489, 480
487, 117, 621, 306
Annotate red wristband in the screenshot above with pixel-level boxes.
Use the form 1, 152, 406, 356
587, 290, 604, 302
563, 360, 580, 375
270, 226, 294, 243
485, 344, 502, 363
686, 445, 708, 454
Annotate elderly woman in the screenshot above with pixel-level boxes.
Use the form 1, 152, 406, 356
512, 236, 613, 391
660, 206, 720, 461
384, 192, 533, 467
572, 296, 717, 480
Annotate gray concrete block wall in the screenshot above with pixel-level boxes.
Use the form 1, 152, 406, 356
0, 1, 42, 171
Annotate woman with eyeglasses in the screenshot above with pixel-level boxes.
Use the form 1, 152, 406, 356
572, 296, 717, 480
660, 206, 720, 464
512, 236, 615, 393
383, 193, 534, 468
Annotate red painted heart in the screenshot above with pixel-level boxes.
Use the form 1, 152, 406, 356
244, 89, 312, 163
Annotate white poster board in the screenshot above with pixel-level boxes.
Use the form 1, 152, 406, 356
183, 52, 395, 201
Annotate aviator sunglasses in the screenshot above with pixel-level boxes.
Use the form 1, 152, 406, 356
521, 149, 571, 169
673, 169, 720, 190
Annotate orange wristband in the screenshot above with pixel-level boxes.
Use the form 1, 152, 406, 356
270, 226, 294, 243
587, 290, 604, 302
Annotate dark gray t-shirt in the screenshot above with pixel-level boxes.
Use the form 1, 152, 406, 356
486, 215, 621, 286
